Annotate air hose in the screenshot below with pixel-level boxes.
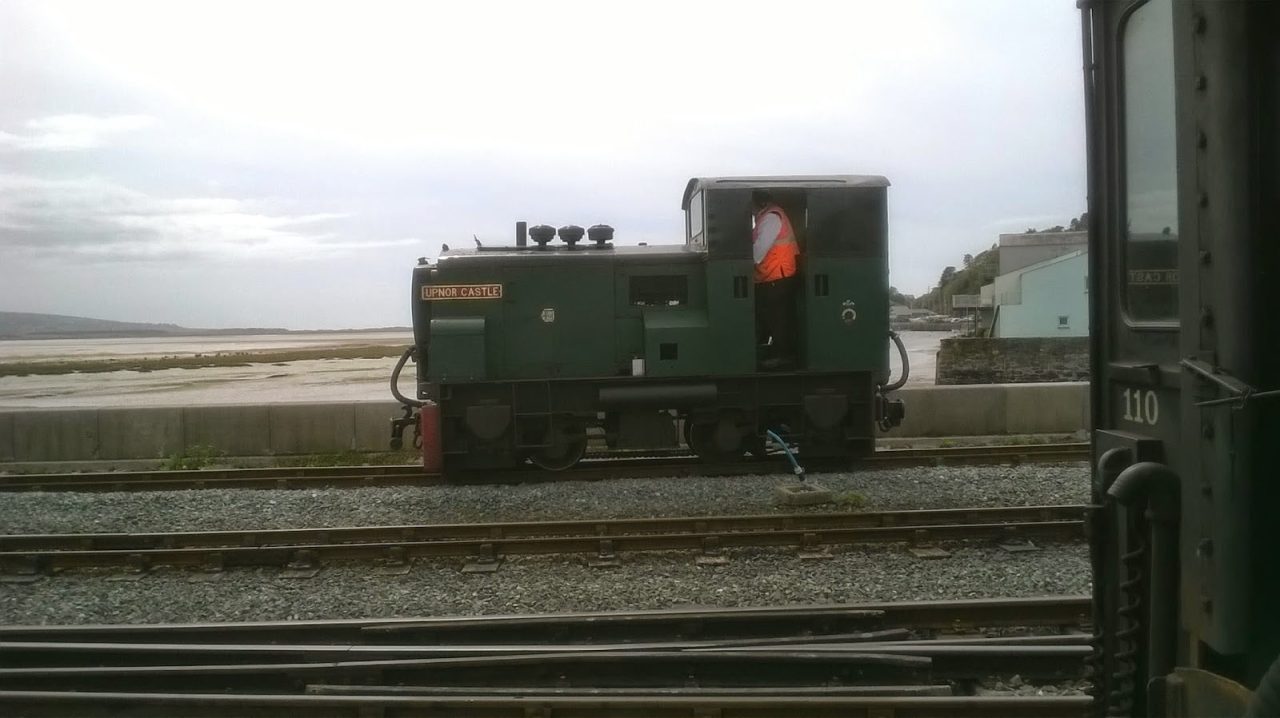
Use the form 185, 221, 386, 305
765, 429, 804, 479
883, 330, 909, 391
390, 346, 424, 408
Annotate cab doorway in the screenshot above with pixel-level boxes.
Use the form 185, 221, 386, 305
751, 189, 807, 371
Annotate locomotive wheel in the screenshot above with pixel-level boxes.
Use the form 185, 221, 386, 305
686, 415, 749, 463
529, 421, 588, 471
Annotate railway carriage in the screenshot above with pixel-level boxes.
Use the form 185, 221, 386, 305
1083, 0, 1280, 714
391, 176, 906, 471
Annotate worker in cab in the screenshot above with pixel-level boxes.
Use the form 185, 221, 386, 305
751, 190, 800, 370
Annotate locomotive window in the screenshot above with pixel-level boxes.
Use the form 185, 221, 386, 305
1121, 0, 1179, 322
687, 191, 705, 249
629, 275, 689, 306
805, 190, 883, 257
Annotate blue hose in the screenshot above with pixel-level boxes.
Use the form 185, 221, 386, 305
765, 429, 805, 479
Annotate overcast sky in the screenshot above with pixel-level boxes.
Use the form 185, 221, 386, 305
0, 0, 1085, 330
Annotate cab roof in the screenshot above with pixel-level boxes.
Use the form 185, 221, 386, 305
680, 175, 891, 210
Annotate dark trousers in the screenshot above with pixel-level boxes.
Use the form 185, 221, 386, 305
755, 275, 799, 360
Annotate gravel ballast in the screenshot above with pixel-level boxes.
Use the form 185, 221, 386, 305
0, 463, 1089, 535
0, 543, 1089, 625
0, 463, 1092, 628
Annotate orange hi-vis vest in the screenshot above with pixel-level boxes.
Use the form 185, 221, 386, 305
753, 204, 798, 283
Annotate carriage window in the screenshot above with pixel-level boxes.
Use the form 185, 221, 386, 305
1122, 0, 1179, 322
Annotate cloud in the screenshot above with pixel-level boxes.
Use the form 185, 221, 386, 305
0, 174, 414, 261
0, 114, 157, 151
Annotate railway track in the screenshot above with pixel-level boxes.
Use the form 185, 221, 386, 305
0, 596, 1093, 716
0, 691, 1094, 717
0, 595, 1093, 644
0, 504, 1085, 575
0, 441, 1089, 492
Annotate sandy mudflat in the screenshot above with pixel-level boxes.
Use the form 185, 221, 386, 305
0, 331, 945, 409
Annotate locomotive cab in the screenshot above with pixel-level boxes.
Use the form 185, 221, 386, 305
681, 176, 893, 376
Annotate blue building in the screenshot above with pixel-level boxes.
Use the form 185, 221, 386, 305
981, 249, 1089, 337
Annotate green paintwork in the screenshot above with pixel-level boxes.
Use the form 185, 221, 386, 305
499, 266, 616, 379
613, 262, 708, 369
417, 176, 892, 387
706, 260, 757, 376
428, 317, 486, 382
800, 257, 890, 379
422, 250, 712, 384
642, 307, 712, 377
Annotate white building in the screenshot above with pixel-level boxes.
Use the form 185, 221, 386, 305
980, 231, 1090, 338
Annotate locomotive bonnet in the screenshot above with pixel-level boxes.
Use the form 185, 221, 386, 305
391, 175, 907, 471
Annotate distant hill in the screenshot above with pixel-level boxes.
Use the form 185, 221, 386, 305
912, 246, 1001, 314
0, 312, 407, 340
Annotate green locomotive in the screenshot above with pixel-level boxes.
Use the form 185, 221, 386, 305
390, 175, 907, 471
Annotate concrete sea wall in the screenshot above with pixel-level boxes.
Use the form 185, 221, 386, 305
0, 383, 1089, 466
0, 402, 402, 464
936, 337, 1090, 385
883, 382, 1088, 438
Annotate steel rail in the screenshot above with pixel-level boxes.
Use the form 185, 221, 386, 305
0, 441, 1090, 492
0, 644, 1091, 680
304, 684, 959, 696
0, 595, 1092, 645
0, 631, 1091, 667
0, 513, 1085, 574
0, 646, 1088, 690
0, 504, 1085, 552
0, 597, 1095, 716
0, 629, 919, 667
0, 690, 1094, 718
